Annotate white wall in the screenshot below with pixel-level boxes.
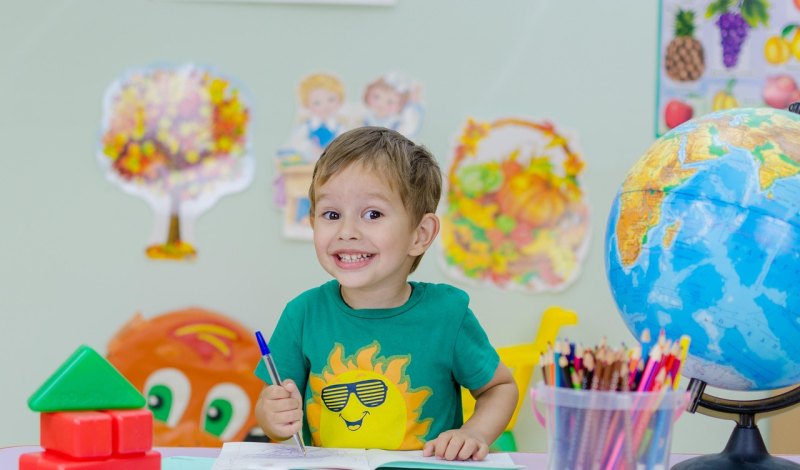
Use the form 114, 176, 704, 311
0, 0, 765, 453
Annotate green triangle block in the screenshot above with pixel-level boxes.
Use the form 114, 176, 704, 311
28, 345, 145, 412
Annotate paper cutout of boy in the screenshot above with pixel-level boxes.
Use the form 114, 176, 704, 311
275, 73, 347, 237
285, 73, 347, 163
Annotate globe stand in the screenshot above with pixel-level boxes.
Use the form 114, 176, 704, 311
672, 378, 800, 469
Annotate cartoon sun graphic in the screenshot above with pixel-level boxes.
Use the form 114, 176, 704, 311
307, 342, 432, 450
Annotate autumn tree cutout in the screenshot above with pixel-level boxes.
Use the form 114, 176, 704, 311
98, 65, 253, 260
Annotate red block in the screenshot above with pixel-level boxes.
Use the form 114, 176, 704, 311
40, 412, 112, 458
105, 409, 153, 454
19, 450, 161, 469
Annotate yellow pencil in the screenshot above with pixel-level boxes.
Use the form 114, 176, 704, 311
672, 335, 691, 390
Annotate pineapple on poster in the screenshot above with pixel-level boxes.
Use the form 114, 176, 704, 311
657, 0, 800, 135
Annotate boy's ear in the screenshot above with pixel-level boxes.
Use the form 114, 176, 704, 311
409, 213, 439, 256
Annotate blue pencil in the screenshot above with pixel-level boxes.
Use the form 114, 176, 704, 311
255, 331, 307, 457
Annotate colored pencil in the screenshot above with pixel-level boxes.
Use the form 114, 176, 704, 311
540, 335, 688, 469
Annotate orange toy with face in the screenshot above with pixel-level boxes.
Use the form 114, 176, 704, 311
107, 308, 265, 446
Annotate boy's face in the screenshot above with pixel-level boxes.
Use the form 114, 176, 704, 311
365, 86, 403, 119
312, 164, 425, 299
307, 87, 342, 120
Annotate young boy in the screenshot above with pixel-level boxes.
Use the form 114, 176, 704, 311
255, 127, 517, 461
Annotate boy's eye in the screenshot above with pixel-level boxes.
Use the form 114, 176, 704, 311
364, 210, 382, 220
322, 211, 340, 220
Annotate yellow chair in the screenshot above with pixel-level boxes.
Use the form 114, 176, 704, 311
461, 306, 578, 451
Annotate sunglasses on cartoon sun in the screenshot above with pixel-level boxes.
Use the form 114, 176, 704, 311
321, 379, 388, 412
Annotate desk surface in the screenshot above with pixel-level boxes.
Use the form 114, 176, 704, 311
3, 445, 800, 468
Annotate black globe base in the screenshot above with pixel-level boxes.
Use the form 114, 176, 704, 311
672, 379, 800, 469
672, 424, 800, 469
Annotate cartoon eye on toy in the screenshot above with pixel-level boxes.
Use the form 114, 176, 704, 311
201, 383, 251, 441
144, 368, 191, 428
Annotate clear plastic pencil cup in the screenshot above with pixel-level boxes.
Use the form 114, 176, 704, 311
531, 382, 690, 470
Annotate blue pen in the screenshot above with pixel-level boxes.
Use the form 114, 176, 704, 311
255, 331, 307, 456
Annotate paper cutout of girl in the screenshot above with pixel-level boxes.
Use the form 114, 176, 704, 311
361, 72, 424, 138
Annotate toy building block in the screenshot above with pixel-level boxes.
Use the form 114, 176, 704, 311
28, 345, 145, 412
21, 345, 158, 469
106, 409, 153, 454
40, 412, 112, 459
19, 450, 161, 469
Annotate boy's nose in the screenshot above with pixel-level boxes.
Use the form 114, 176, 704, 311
337, 221, 360, 240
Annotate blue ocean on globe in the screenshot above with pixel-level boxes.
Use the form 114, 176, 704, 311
605, 108, 800, 391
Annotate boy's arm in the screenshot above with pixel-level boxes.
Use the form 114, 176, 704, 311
423, 363, 518, 461
462, 362, 518, 445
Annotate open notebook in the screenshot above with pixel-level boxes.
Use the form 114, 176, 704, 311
212, 442, 523, 470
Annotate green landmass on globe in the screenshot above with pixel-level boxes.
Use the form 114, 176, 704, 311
606, 107, 800, 391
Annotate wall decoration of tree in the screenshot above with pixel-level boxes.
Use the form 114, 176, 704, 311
98, 65, 253, 260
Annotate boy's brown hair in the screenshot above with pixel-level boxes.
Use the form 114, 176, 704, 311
309, 126, 441, 273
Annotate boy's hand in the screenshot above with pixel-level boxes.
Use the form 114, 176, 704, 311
426, 363, 516, 461
422, 429, 489, 461
256, 379, 304, 440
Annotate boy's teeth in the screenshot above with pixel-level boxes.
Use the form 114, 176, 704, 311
339, 253, 370, 262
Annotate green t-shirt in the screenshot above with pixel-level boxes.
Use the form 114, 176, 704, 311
255, 280, 499, 450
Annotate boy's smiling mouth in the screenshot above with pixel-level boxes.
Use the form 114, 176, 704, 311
338, 253, 373, 263
334, 252, 375, 269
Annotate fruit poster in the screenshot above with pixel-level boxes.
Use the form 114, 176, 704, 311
438, 118, 591, 293
274, 71, 424, 240
98, 64, 253, 260
657, 0, 800, 135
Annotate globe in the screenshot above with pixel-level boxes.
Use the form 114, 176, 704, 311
605, 107, 800, 392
